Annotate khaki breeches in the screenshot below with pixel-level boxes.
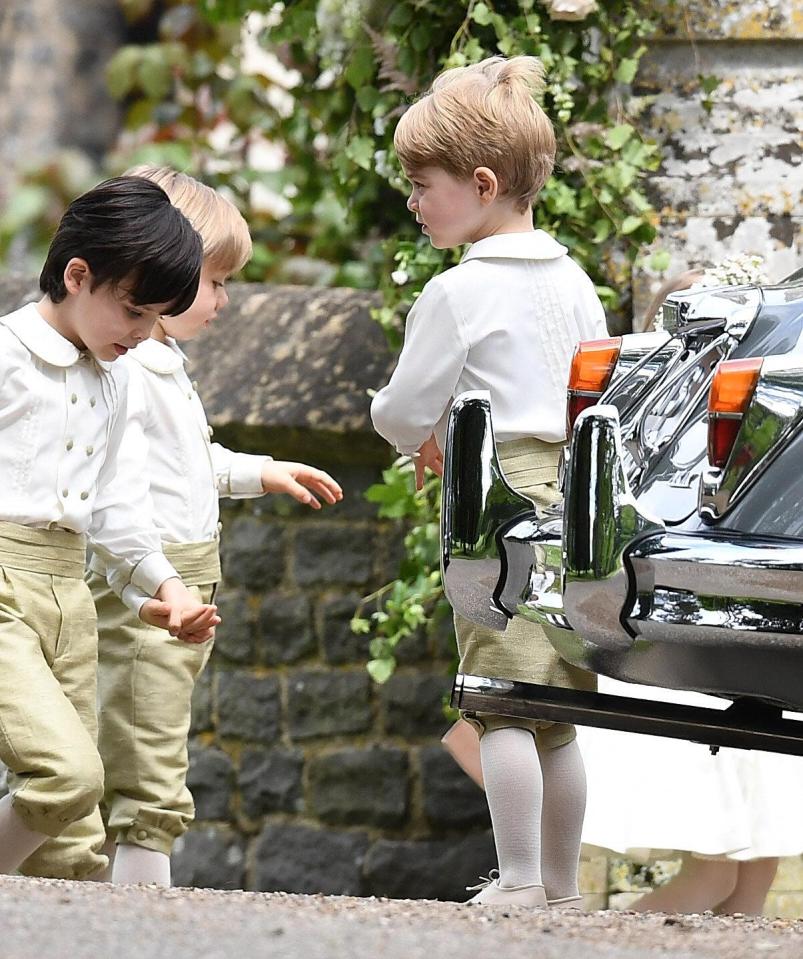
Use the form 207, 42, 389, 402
0, 522, 108, 880
455, 439, 596, 750
28, 539, 218, 875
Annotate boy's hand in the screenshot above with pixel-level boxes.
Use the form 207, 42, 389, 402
414, 434, 443, 491
139, 578, 220, 644
261, 461, 343, 509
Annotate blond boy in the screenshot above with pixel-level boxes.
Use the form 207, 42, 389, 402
371, 56, 608, 907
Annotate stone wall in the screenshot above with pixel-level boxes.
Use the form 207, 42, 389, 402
633, 0, 803, 324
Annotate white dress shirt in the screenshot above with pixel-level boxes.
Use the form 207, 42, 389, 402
371, 231, 609, 454
0, 303, 178, 601
114, 336, 268, 545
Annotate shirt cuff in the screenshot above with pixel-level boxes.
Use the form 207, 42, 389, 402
228, 453, 271, 497
121, 584, 150, 616
130, 551, 179, 596
395, 443, 422, 456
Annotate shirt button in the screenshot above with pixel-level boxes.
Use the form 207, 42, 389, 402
207, 425, 214, 438
80, 491, 89, 501
62, 489, 69, 498
70, 393, 77, 404
90, 397, 97, 408
66, 440, 74, 451
192, 380, 198, 391
136, 830, 149, 841
187, 392, 192, 400
85, 446, 94, 456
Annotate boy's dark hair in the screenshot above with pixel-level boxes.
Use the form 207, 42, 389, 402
39, 176, 203, 316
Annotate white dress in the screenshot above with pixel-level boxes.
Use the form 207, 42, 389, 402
579, 677, 803, 861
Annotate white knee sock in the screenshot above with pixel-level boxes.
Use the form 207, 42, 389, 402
537, 738, 587, 901
480, 727, 543, 888
0, 794, 49, 874
112, 844, 171, 886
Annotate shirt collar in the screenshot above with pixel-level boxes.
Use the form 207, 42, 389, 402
128, 336, 187, 374
1, 302, 83, 367
460, 230, 567, 263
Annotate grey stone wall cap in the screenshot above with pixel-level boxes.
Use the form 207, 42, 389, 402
0, 278, 396, 440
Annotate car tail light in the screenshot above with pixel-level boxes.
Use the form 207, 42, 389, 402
707, 357, 762, 468
567, 337, 622, 435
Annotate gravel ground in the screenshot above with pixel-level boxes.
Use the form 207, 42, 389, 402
1, 877, 802, 959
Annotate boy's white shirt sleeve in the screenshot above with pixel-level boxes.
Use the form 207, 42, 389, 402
573, 266, 609, 339
90, 366, 178, 609
211, 443, 270, 498
371, 277, 469, 455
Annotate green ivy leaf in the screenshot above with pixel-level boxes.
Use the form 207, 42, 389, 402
649, 249, 671, 272
604, 124, 634, 150
621, 214, 644, 234
137, 46, 175, 101
615, 58, 638, 84
345, 136, 375, 171
345, 45, 375, 90
367, 658, 396, 684
356, 86, 380, 111
471, 2, 493, 26
106, 46, 143, 99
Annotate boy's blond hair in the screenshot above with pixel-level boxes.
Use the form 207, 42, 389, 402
125, 165, 252, 275
394, 56, 556, 213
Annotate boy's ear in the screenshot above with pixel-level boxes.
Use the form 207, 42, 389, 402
473, 167, 499, 204
63, 258, 92, 296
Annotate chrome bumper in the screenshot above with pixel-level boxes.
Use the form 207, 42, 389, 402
441, 391, 539, 630
442, 394, 803, 712
560, 405, 803, 711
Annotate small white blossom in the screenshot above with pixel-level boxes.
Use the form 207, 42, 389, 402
391, 269, 410, 286
374, 149, 394, 179
247, 135, 284, 173
250, 181, 292, 219
698, 253, 768, 288
542, 0, 598, 21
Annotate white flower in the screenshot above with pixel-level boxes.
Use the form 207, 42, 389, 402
390, 269, 409, 286
542, 0, 598, 21
250, 181, 292, 219
374, 149, 394, 179
699, 253, 768, 288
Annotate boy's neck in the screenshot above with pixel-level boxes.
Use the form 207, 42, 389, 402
36, 296, 85, 350
150, 320, 168, 343
474, 206, 534, 242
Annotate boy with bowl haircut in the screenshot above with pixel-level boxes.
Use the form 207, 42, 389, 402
0, 176, 218, 880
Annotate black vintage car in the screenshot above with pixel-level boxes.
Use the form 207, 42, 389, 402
442, 270, 803, 755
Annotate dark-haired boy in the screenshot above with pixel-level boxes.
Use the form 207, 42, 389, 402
0, 176, 219, 878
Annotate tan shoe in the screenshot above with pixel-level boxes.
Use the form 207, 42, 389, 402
547, 895, 584, 910
466, 869, 547, 907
